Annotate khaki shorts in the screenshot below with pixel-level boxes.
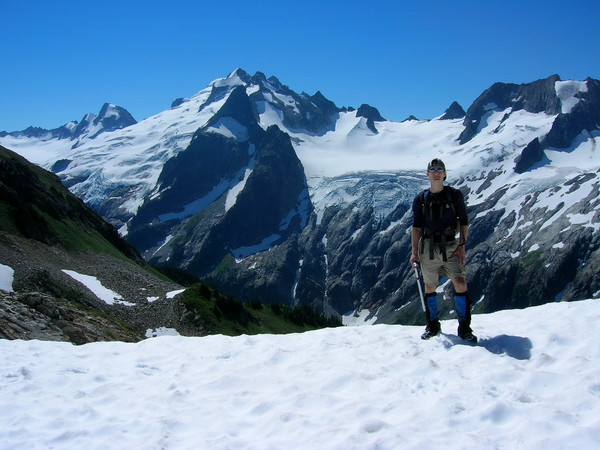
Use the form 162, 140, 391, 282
419, 238, 466, 287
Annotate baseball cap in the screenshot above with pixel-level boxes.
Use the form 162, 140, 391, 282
427, 158, 446, 171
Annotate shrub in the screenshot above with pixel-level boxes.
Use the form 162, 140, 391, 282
249, 299, 263, 310
214, 295, 253, 326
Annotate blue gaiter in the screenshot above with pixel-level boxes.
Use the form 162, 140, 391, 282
455, 294, 467, 321
426, 293, 438, 321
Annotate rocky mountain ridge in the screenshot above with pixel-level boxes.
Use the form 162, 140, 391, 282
0, 145, 187, 343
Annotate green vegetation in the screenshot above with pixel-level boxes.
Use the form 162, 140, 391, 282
151, 264, 201, 286
0, 202, 19, 235
181, 282, 342, 336
1, 146, 144, 265
213, 253, 236, 277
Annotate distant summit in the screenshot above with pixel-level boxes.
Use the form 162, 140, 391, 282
1, 103, 136, 141
71, 103, 137, 142
439, 101, 466, 120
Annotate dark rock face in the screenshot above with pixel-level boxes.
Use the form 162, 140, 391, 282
139, 124, 312, 281
402, 115, 419, 122
215, 125, 309, 250
203, 238, 302, 308
204, 197, 413, 316
542, 78, 600, 149
463, 169, 600, 312
356, 104, 386, 133
511, 75, 563, 114
206, 85, 264, 141
128, 86, 265, 252
171, 97, 187, 108
514, 138, 544, 173
192, 125, 309, 274
126, 131, 254, 252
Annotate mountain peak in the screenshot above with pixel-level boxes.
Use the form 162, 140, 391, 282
205, 85, 263, 142
230, 68, 251, 82
94, 103, 137, 129
356, 104, 385, 121
439, 101, 466, 120
72, 103, 136, 140
213, 69, 251, 90
250, 71, 267, 83
402, 115, 419, 122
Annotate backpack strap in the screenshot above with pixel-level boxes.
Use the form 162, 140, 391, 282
444, 186, 456, 218
419, 190, 429, 256
421, 189, 430, 220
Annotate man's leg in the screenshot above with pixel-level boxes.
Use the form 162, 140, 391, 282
424, 283, 438, 320
451, 277, 476, 342
420, 239, 442, 339
422, 284, 441, 339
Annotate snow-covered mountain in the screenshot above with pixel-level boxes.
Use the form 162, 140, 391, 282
2, 69, 599, 324
1, 102, 136, 143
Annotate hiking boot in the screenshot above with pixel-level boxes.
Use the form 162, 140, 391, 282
421, 320, 441, 340
458, 322, 478, 343
459, 331, 478, 343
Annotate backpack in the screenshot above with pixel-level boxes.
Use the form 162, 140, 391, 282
419, 187, 459, 261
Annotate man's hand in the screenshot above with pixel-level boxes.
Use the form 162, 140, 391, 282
453, 245, 466, 265
409, 252, 419, 266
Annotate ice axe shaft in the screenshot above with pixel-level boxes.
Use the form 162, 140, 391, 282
413, 263, 426, 312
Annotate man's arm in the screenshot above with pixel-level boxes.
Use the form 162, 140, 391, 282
459, 224, 468, 245
453, 224, 469, 265
410, 226, 421, 265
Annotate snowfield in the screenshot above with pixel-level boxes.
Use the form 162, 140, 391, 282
1, 299, 599, 449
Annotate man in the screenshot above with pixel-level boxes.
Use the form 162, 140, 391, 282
409, 158, 477, 342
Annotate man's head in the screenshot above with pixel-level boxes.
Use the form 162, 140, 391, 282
427, 158, 446, 181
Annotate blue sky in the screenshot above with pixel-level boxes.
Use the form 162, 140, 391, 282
2, 0, 599, 132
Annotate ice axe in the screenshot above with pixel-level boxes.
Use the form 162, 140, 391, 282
412, 262, 426, 312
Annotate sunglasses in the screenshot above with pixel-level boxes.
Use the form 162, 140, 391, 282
428, 167, 445, 173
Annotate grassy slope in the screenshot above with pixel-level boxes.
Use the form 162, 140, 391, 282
181, 283, 342, 336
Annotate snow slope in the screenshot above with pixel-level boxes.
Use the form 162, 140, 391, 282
1, 299, 599, 449
0, 84, 230, 220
